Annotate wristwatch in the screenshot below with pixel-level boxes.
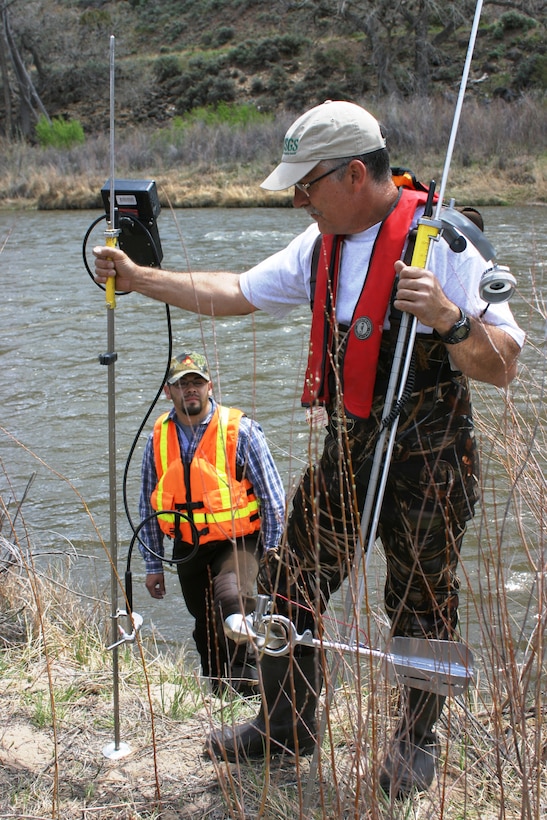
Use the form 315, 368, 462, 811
438, 309, 471, 345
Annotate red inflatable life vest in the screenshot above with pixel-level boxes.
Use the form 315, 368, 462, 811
302, 187, 431, 418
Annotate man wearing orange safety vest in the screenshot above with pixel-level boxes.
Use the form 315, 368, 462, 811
138, 351, 285, 695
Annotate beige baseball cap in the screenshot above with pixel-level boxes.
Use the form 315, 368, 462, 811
261, 100, 386, 191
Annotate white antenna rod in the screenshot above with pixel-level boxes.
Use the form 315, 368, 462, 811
435, 0, 484, 217
109, 35, 116, 230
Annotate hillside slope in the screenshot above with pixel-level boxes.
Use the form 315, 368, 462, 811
4, 0, 546, 136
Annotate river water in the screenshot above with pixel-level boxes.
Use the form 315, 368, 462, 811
1, 205, 545, 666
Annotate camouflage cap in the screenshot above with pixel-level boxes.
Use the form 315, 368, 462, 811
167, 352, 210, 384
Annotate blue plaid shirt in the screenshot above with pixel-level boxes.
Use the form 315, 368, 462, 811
138, 399, 286, 573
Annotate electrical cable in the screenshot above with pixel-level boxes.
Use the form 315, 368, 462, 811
83, 214, 200, 612
124, 510, 200, 610
82, 214, 129, 295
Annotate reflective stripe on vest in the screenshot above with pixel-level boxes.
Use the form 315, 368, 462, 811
301, 187, 430, 419
151, 406, 261, 545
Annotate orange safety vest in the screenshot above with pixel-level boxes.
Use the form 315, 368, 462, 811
151, 405, 261, 546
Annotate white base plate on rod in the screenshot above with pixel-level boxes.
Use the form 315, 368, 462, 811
102, 741, 131, 760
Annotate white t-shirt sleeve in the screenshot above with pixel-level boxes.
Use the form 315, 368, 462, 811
427, 239, 526, 347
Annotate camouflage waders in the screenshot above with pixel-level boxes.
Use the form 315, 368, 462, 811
260, 334, 479, 642
209, 334, 479, 768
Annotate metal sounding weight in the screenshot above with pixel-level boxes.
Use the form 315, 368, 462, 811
100, 34, 131, 762
226, 598, 473, 697
303, 0, 486, 806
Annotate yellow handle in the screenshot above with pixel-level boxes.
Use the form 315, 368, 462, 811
105, 231, 118, 309
410, 217, 441, 269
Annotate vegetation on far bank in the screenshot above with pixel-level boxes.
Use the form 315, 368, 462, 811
1, 1, 546, 211
1, 93, 546, 211
2, 0, 546, 140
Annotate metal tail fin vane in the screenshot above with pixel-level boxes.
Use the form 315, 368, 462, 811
385, 637, 474, 697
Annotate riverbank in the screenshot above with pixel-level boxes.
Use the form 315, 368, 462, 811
1, 157, 546, 213
0, 562, 537, 819
2, 92, 546, 212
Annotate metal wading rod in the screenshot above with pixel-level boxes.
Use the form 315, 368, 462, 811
303, 0, 484, 806
101, 34, 130, 761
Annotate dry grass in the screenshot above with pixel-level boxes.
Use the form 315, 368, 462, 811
1, 93, 546, 211
0, 156, 544, 213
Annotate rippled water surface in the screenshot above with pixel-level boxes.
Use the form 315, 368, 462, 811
1, 205, 545, 660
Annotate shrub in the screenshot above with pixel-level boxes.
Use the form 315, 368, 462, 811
42, 62, 109, 107
491, 11, 537, 39
205, 76, 237, 106
267, 65, 288, 95
515, 53, 547, 90
228, 35, 307, 70
215, 26, 235, 46
35, 115, 85, 149
187, 53, 225, 74
251, 77, 266, 94
153, 54, 181, 82
178, 101, 271, 129
285, 80, 315, 112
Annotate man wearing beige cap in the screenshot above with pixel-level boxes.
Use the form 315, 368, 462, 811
95, 101, 523, 796
138, 351, 285, 696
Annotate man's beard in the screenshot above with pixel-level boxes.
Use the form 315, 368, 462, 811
183, 399, 203, 416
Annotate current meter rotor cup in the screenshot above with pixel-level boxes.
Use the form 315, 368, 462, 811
479, 265, 516, 303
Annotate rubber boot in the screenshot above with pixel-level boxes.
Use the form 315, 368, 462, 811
212, 571, 258, 696
206, 652, 320, 761
379, 688, 446, 797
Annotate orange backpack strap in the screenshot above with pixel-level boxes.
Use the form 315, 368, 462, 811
390, 166, 430, 193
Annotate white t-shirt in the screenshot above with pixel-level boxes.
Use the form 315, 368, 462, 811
240, 219, 525, 347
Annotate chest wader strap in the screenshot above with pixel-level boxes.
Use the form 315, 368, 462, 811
173, 461, 206, 552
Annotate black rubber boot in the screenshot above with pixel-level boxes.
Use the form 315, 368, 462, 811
206, 653, 320, 761
212, 571, 259, 696
213, 571, 256, 621
379, 688, 446, 798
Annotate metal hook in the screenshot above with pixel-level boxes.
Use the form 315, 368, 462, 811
106, 609, 143, 651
